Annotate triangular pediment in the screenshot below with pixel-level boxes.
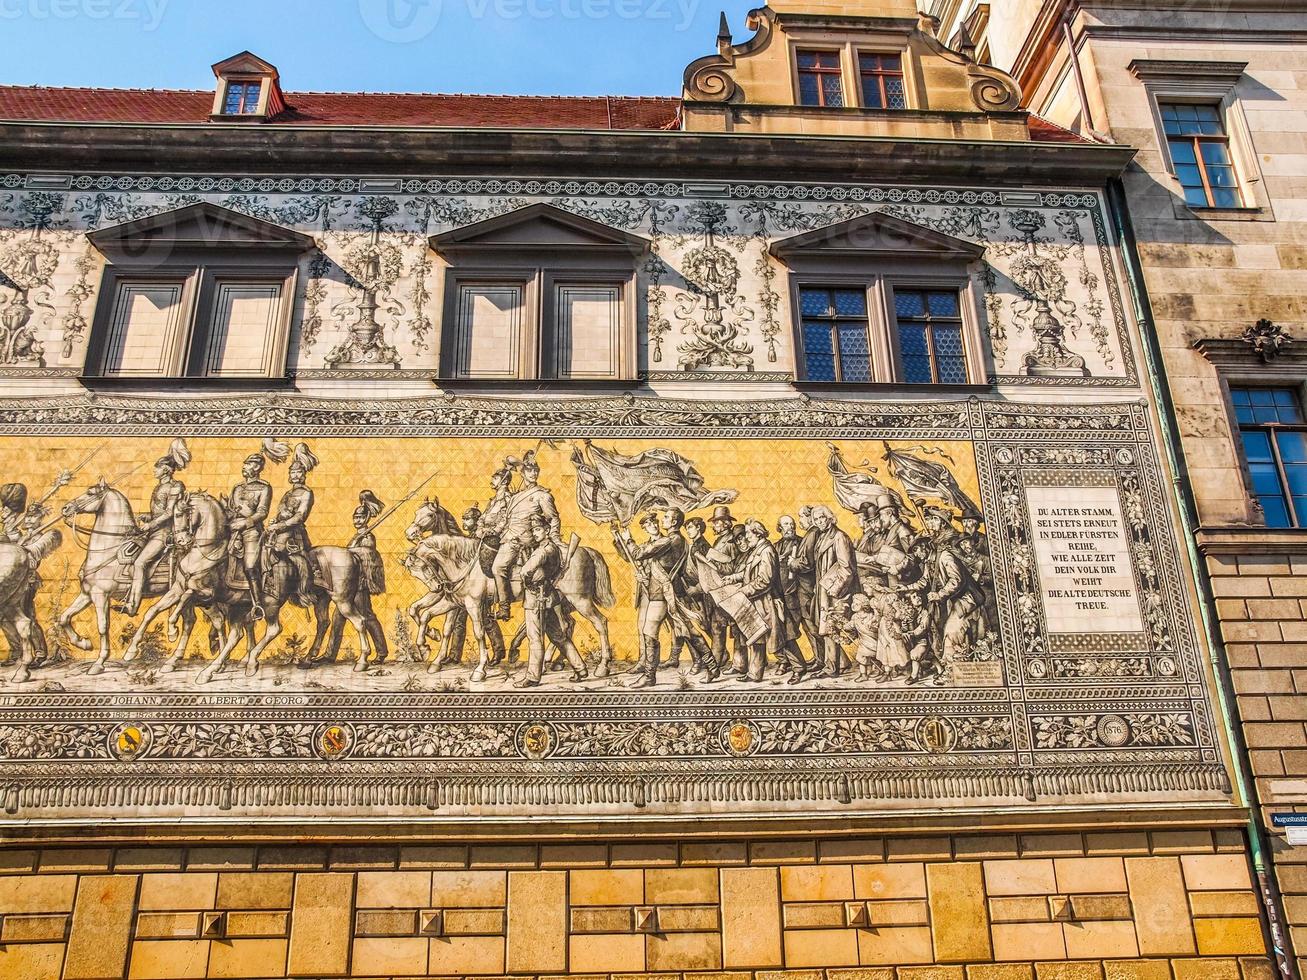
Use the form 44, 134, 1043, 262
769, 211, 985, 261
88, 203, 314, 252
212, 50, 279, 79
430, 203, 650, 254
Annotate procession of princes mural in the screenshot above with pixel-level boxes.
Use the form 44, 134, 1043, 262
0, 435, 999, 692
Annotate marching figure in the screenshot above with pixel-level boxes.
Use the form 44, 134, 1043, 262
514, 516, 587, 688
228, 444, 277, 614
264, 443, 318, 607
349, 490, 387, 596
125, 438, 189, 616
806, 504, 859, 677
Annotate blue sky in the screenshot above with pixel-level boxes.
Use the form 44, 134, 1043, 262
0, 0, 759, 96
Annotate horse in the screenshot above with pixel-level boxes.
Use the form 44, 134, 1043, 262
57, 480, 194, 675
406, 530, 615, 681
118, 491, 266, 683
155, 491, 379, 682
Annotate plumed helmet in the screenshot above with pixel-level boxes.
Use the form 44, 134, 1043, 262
354, 489, 384, 522
0, 483, 27, 512
155, 437, 190, 472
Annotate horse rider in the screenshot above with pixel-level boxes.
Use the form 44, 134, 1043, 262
514, 515, 587, 687
125, 440, 190, 616
228, 452, 272, 613
349, 490, 386, 596
264, 443, 318, 607
492, 451, 561, 621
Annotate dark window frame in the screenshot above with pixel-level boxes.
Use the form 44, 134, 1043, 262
1159, 100, 1242, 209
86, 253, 299, 383
796, 49, 845, 108
797, 285, 874, 383
857, 51, 906, 110
221, 78, 264, 116
1230, 385, 1307, 528
888, 284, 969, 385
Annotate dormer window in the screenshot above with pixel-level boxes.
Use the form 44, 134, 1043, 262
210, 51, 286, 122
797, 50, 844, 107
222, 80, 263, 115
859, 53, 905, 110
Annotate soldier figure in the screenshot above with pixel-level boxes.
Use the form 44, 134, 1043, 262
125, 440, 189, 616
492, 451, 561, 621
265, 444, 318, 607
229, 453, 272, 613
349, 490, 386, 596
514, 516, 588, 688
0, 483, 27, 543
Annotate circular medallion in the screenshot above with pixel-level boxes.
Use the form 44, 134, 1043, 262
916, 716, 957, 754
1155, 656, 1177, 677
1096, 714, 1132, 748
313, 723, 355, 761
1026, 660, 1048, 679
515, 721, 557, 761
721, 719, 759, 757
1116, 449, 1135, 465
108, 723, 152, 762
994, 447, 1015, 465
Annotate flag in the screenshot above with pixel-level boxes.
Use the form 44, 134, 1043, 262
571, 444, 737, 525
881, 442, 981, 519
827, 444, 905, 515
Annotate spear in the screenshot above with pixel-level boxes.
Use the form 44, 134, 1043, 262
33, 446, 102, 508
357, 472, 440, 538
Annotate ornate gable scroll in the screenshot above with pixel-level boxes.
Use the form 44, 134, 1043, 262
0, 393, 1227, 822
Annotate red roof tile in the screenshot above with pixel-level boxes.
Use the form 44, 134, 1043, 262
0, 86, 682, 130
1027, 114, 1094, 144
0, 85, 1085, 144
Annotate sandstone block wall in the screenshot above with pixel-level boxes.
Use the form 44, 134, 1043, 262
1206, 549, 1307, 973
0, 830, 1270, 979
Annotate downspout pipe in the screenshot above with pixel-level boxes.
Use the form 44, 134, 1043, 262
1106, 176, 1298, 978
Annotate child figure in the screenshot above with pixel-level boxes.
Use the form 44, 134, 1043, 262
898, 588, 941, 685
848, 593, 882, 681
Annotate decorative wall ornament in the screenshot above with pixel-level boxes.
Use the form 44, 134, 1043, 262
1242, 318, 1292, 361
1005, 209, 1090, 378
325, 198, 404, 369
675, 202, 755, 371
0, 193, 66, 368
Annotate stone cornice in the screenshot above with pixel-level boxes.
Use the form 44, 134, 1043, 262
1196, 526, 1307, 557
0, 121, 1136, 186
1129, 59, 1248, 85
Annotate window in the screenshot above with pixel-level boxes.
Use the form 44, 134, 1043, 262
553, 283, 622, 379
86, 203, 311, 381
452, 283, 527, 379
1160, 102, 1241, 208
859, 53, 905, 110
893, 288, 968, 384
799, 287, 871, 382
222, 81, 262, 116
431, 203, 648, 383
797, 50, 844, 107
772, 211, 986, 386
1232, 386, 1307, 528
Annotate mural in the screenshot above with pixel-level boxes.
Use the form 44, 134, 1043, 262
0, 395, 1228, 819
5, 433, 991, 693
0, 176, 1133, 385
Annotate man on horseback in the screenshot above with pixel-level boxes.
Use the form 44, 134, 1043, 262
124, 439, 189, 616
264, 443, 318, 607
228, 452, 272, 613
491, 451, 561, 621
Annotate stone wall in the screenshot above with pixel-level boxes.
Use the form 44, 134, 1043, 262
0, 831, 1272, 979
1205, 547, 1307, 972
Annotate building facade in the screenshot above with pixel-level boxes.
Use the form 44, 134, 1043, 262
929, 0, 1307, 972
0, 2, 1282, 977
